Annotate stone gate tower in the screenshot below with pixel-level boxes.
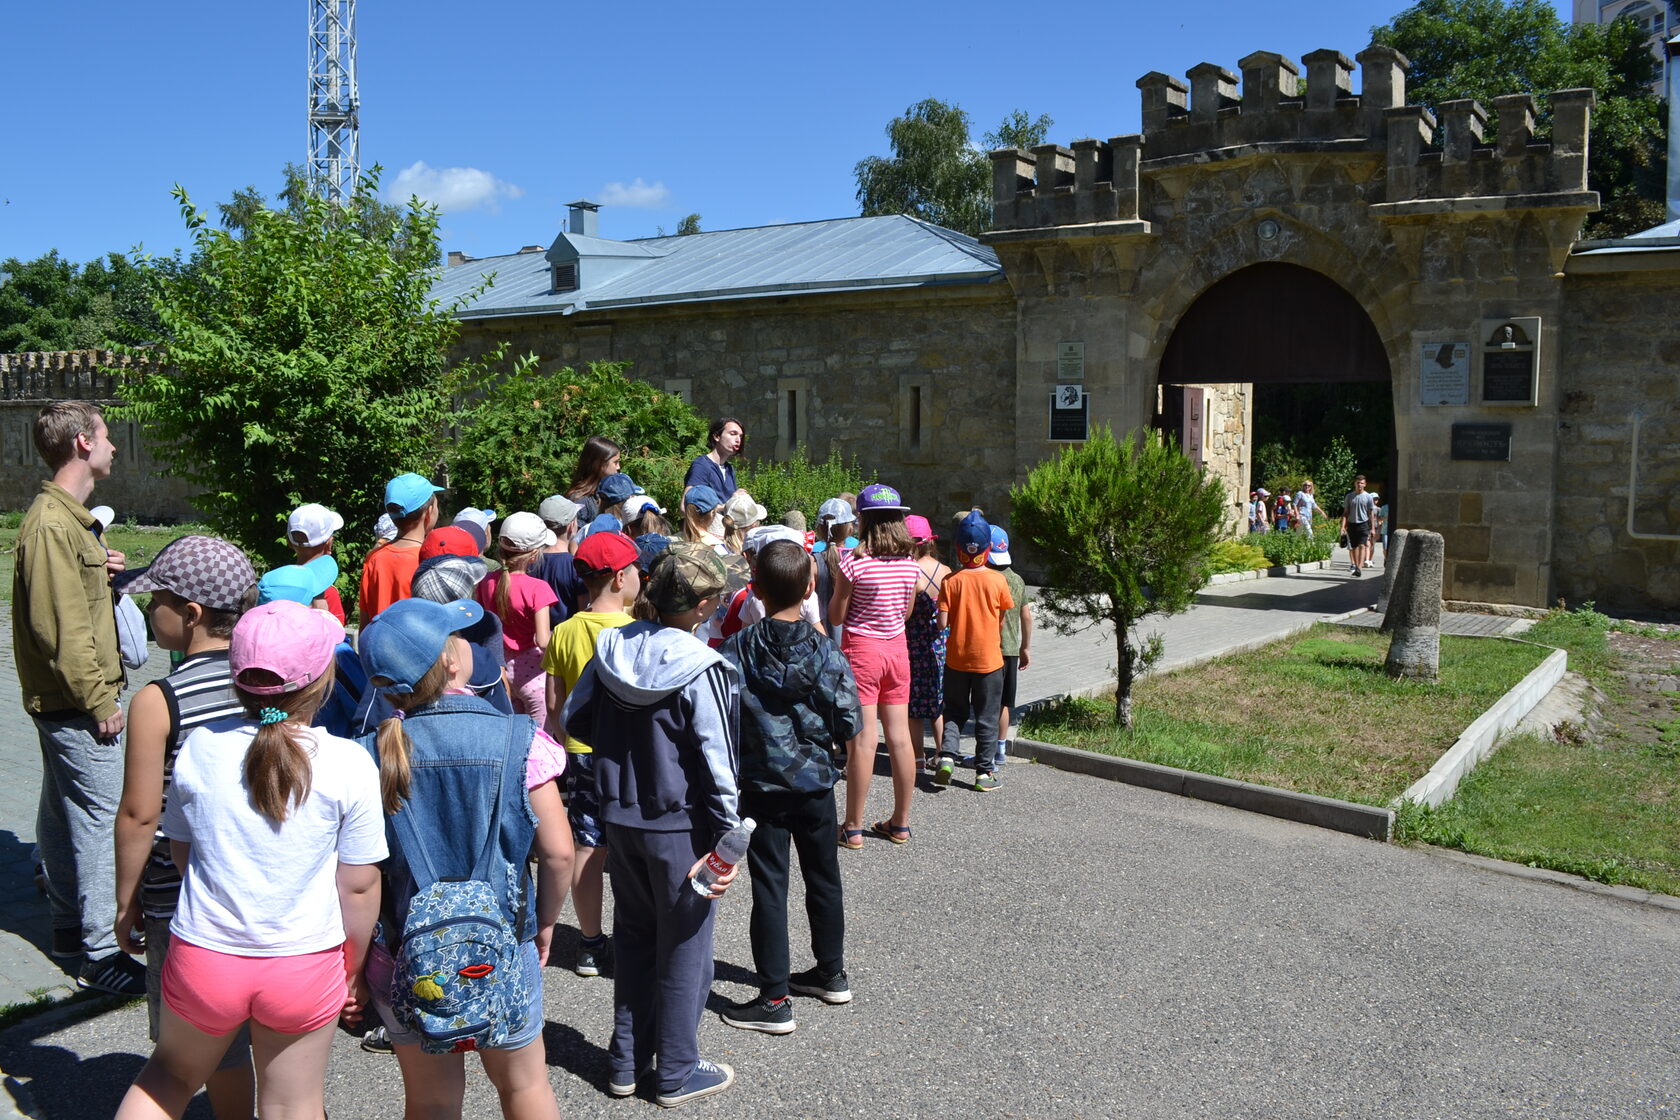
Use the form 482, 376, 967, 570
983, 45, 1598, 607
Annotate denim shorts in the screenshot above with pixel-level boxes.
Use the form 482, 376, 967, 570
367, 938, 544, 1051
564, 751, 607, 848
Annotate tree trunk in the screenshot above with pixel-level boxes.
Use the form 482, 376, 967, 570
1114, 626, 1135, 728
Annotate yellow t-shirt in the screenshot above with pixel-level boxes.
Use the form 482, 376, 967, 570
542, 610, 634, 752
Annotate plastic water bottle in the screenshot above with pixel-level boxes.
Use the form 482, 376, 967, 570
690, 818, 756, 897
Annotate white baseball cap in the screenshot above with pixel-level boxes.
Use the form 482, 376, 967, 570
623, 494, 666, 519
288, 503, 344, 547
499, 511, 556, 552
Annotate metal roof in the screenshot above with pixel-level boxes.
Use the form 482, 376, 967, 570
434, 214, 1003, 320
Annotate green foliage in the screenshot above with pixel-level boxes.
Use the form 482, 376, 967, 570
1256, 430, 1367, 510
0, 250, 164, 352
447, 360, 708, 516
1312, 436, 1360, 515
114, 167, 501, 565
676, 214, 703, 236
1526, 601, 1617, 683
734, 447, 875, 526
855, 99, 1053, 237
1010, 427, 1226, 725
1373, 0, 1669, 237
1207, 539, 1269, 575
1258, 528, 1335, 566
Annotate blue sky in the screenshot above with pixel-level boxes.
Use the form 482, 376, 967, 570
5, 0, 1569, 266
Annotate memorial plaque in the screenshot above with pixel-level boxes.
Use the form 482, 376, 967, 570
1482, 350, 1535, 404
1048, 388, 1089, 442
1450, 422, 1512, 461
1419, 342, 1469, 406
1057, 341, 1085, 381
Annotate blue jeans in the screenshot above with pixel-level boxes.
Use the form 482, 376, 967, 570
33, 712, 122, 958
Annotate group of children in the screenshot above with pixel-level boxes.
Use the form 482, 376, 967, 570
108, 451, 1035, 1117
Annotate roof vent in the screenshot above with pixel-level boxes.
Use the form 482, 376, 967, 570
518, 245, 544, 254
567, 199, 601, 237
447, 250, 472, 266
553, 262, 579, 292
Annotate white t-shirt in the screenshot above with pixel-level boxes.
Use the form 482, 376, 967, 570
1294, 490, 1315, 521
162, 718, 387, 956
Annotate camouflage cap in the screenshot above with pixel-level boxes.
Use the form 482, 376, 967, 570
646, 542, 728, 615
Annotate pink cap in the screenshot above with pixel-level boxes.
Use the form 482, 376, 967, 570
904, 514, 937, 542
231, 600, 344, 696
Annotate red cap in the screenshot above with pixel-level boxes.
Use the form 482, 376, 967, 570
574, 531, 638, 575
420, 526, 480, 561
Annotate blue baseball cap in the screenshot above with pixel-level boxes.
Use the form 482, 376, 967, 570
686, 485, 722, 514
384, 472, 443, 517
257, 554, 339, 606
577, 513, 623, 544
956, 510, 992, 560
598, 473, 637, 506
635, 532, 674, 572
362, 597, 485, 694
988, 524, 1013, 567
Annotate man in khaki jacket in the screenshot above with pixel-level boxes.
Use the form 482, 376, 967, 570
12, 401, 143, 994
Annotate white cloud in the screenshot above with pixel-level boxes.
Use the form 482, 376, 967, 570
389, 161, 524, 213
598, 178, 671, 209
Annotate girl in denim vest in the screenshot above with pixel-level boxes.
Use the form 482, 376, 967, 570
358, 597, 575, 1120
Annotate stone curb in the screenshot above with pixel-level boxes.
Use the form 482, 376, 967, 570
1011, 736, 1394, 841
1395, 646, 1569, 808
1416, 844, 1680, 915
1207, 559, 1332, 585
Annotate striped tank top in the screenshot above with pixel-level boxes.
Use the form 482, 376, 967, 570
142, 649, 243, 919
839, 552, 920, 641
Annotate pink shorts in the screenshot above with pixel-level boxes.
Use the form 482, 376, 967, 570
842, 632, 911, 706
162, 938, 346, 1036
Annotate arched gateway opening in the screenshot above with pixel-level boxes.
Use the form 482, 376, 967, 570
1155, 262, 1396, 529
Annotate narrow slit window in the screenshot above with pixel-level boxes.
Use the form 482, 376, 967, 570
909, 386, 923, 451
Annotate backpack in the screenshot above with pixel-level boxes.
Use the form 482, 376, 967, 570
388, 734, 531, 1054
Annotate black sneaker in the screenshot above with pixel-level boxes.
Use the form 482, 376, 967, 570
78, 952, 145, 996
720, 995, 796, 1034
576, 936, 609, 977
361, 1026, 394, 1053
50, 927, 83, 960
788, 967, 852, 1005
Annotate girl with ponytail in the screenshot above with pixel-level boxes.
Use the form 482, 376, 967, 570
116, 600, 386, 1120
476, 512, 559, 727
357, 597, 573, 1120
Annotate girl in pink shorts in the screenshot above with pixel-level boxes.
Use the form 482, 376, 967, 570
116, 600, 386, 1120
829, 483, 923, 848
477, 512, 559, 726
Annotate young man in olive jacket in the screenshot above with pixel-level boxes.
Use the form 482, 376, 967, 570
717, 539, 862, 1034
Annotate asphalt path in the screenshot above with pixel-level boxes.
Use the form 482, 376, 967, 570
4, 750, 1677, 1119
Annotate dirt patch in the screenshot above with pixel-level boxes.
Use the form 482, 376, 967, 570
1595, 631, 1680, 750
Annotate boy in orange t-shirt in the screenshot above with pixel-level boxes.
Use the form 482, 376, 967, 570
356, 472, 441, 623
933, 510, 1013, 792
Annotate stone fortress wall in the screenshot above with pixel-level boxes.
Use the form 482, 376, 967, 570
0, 350, 198, 522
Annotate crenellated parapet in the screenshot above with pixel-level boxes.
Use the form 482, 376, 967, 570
0, 349, 153, 402
986, 42, 1597, 238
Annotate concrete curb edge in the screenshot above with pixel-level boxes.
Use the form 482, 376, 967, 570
1395, 646, 1569, 808
1415, 844, 1680, 915
1207, 559, 1332, 585
1012, 736, 1394, 840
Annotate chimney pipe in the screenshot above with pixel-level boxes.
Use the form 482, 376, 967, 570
1667, 32, 1679, 223
567, 199, 601, 238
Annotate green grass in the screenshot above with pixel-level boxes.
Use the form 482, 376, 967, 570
0, 520, 212, 604
1394, 731, 1680, 895
1524, 604, 1617, 687
1021, 624, 1549, 805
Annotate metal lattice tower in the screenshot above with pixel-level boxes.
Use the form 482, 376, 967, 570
307, 0, 359, 203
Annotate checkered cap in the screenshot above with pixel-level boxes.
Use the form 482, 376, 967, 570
113, 535, 256, 612
646, 542, 727, 615
411, 554, 488, 604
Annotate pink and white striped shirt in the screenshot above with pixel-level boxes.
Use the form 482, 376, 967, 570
839, 552, 920, 640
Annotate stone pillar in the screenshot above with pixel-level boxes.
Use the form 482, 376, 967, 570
1238, 51, 1301, 112
990, 147, 1036, 227
1187, 63, 1239, 123
1548, 89, 1596, 193
1384, 106, 1435, 203
1438, 99, 1488, 163
1137, 72, 1189, 133
1490, 93, 1537, 158
1301, 49, 1354, 112
1377, 527, 1411, 615
1110, 135, 1143, 220
1355, 43, 1409, 110
1384, 531, 1444, 681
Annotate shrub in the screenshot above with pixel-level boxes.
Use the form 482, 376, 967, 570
1258, 528, 1334, 566
447, 360, 707, 516
734, 446, 874, 526
1207, 539, 1269, 575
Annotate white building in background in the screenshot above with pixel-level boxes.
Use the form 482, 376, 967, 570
1573, 0, 1678, 91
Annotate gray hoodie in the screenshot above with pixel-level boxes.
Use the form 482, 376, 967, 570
562, 620, 741, 839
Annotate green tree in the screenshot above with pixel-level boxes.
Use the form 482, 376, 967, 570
735, 447, 875, 527
855, 99, 1054, 236
1010, 428, 1227, 727
116, 167, 504, 564
447, 360, 708, 516
0, 250, 163, 351
1373, 0, 1668, 237
676, 213, 703, 236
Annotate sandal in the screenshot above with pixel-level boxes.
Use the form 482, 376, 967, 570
838, 827, 866, 851
870, 820, 912, 845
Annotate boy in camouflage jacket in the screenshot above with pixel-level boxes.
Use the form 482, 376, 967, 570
716, 540, 862, 1034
